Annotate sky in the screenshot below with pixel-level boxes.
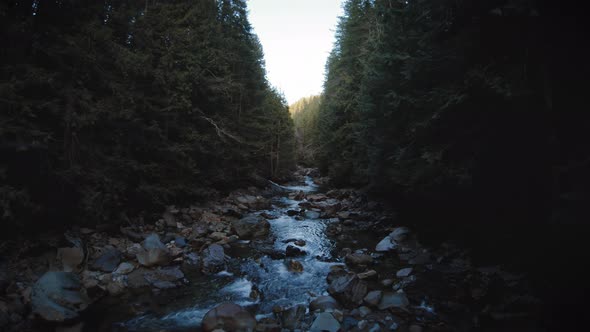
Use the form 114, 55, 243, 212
247, 0, 344, 105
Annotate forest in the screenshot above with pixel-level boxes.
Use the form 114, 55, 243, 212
1, 0, 588, 331
0, 0, 295, 233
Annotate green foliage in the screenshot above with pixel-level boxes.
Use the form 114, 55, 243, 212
313, 0, 549, 199
0, 0, 294, 231
290, 95, 322, 165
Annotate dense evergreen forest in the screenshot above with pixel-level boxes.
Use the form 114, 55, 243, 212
0, 0, 295, 233
292, 0, 588, 326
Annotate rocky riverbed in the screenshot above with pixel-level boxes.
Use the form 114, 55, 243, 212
0, 168, 542, 331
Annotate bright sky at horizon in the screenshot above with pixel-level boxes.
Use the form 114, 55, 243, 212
248, 0, 344, 105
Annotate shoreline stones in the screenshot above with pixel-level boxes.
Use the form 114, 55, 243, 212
201, 302, 256, 332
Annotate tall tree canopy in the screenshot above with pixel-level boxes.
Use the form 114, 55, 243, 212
310, 0, 553, 224
0, 0, 295, 232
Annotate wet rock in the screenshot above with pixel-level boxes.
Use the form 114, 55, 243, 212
285, 245, 306, 257
294, 239, 306, 246
358, 306, 371, 318
328, 273, 368, 308
357, 320, 368, 330
376, 227, 411, 252
182, 252, 201, 274
210, 232, 227, 241
337, 211, 350, 219
309, 312, 340, 332
201, 244, 227, 274
91, 248, 121, 272
396, 268, 413, 278
293, 190, 305, 201
310, 296, 342, 312
127, 268, 150, 288
57, 247, 84, 272
287, 210, 300, 216
364, 290, 382, 307
113, 262, 135, 275
381, 279, 394, 287
304, 210, 321, 219
231, 215, 270, 239
202, 302, 257, 332
192, 222, 209, 237
255, 318, 281, 332
378, 291, 409, 310
287, 260, 304, 273
307, 194, 327, 202
357, 270, 377, 279
327, 265, 348, 284
31, 272, 90, 322
136, 234, 172, 267
144, 266, 184, 289
280, 304, 306, 329
345, 253, 373, 269
174, 236, 187, 248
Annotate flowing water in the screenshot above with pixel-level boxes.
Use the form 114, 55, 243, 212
117, 177, 339, 331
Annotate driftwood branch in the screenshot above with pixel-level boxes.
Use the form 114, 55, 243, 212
200, 115, 243, 143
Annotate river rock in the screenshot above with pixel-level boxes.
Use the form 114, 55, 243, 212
280, 304, 306, 329
182, 252, 202, 274
144, 266, 184, 289
201, 244, 226, 274
57, 247, 84, 272
309, 312, 340, 332
136, 234, 172, 267
293, 190, 305, 201
231, 215, 270, 239
357, 270, 377, 279
396, 267, 413, 278
378, 291, 409, 310
294, 239, 306, 246
31, 272, 90, 322
113, 262, 135, 275
192, 222, 209, 237
345, 253, 373, 269
91, 248, 121, 272
285, 245, 306, 257
310, 296, 341, 312
287, 260, 304, 273
201, 303, 257, 332
358, 306, 371, 318
304, 210, 321, 219
363, 290, 382, 307
328, 273, 368, 308
376, 227, 412, 252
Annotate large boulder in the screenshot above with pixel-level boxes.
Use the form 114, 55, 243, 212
31, 272, 90, 322
201, 302, 256, 332
231, 215, 270, 239
91, 247, 121, 272
327, 272, 368, 308
136, 234, 172, 267
201, 244, 226, 274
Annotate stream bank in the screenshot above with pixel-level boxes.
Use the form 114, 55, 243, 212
0, 168, 542, 331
